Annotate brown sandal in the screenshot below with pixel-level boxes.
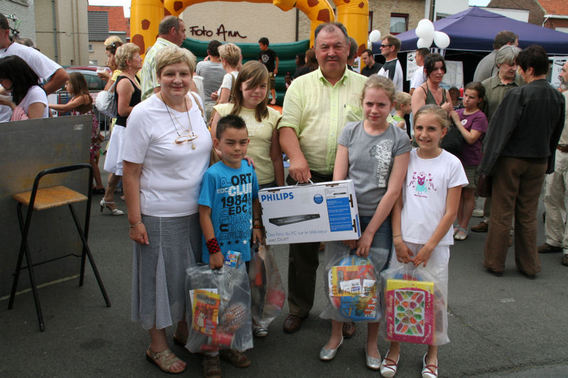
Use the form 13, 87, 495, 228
219, 349, 251, 368
146, 348, 186, 374
203, 355, 222, 378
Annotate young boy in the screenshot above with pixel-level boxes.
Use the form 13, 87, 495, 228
393, 91, 412, 134
198, 114, 262, 371
258, 37, 279, 104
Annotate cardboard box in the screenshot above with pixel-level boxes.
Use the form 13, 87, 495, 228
259, 180, 360, 245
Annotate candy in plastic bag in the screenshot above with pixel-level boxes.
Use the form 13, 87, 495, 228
381, 263, 449, 345
185, 264, 253, 352
248, 244, 286, 329
322, 242, 380, 322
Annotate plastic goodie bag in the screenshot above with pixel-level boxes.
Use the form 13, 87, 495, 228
321, 242, 381, 322
185, 264, 253, 353
381, 264, 449, 345
248, 244, 286, 329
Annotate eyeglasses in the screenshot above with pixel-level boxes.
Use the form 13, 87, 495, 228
380, 44, 392, 48
175, 132, 198, 145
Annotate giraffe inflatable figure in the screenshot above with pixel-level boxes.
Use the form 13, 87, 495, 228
130, 0, 368, 57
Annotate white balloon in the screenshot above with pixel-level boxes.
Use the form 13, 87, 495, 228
415, 19, 435, 40
417, 37, 432, 49
368, 30, 381, 43
433, 31, 450, 49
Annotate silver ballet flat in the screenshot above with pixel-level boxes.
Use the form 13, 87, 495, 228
365, 348, 381, 370
319, 337, 343, 361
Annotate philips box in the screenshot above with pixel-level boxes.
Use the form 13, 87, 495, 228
259, 180, 360, 245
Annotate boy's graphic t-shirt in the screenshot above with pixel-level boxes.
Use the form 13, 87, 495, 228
402, 149, 468, 246
198, 160, 259, 263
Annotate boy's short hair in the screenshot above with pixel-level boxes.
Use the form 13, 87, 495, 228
258, 37, 269, 46
216, 115, 247, 140
394, 92, 411, 109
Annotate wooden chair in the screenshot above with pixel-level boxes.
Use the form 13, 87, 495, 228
8, 164, 111, 331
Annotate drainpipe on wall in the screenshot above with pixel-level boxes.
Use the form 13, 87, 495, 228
51, 0, 59, 63
295, 8, 299, 42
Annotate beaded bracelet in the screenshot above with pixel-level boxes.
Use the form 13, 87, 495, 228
129, 221, 143, 228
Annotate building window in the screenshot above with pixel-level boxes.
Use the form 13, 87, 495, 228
88, 44, 94, 52
369, 11, 374, 33
390, 14, 408, 35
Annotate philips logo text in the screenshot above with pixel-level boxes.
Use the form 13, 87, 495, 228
260, 192, 294, 201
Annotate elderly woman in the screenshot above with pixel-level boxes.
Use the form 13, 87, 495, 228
411, 53, 453, 116
100, 43, 142, 215
122, 46, 211, 374
211, 43, 242, 104
0, 55, 48, 120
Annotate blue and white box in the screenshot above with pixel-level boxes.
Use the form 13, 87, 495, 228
259, 180, 360, 245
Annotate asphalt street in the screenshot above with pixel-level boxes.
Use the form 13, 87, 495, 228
1, 188, 567, 378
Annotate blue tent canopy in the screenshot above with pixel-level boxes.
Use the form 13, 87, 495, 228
375, 7, 568, 55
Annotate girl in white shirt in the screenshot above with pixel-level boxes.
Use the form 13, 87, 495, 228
0, 55, 48, 120
381, 105, 467, 378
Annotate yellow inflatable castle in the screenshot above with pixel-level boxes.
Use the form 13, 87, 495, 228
130, 0, 369, 56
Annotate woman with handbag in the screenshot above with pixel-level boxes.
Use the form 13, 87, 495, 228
122, 46, 212, 375
101, 43, 142, 215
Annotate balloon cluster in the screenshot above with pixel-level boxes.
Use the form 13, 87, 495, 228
367, 29, 381, 49
415, 19, 450, 49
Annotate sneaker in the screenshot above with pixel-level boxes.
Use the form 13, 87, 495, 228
537, 243, 562, 254
253, 325, 268, 338
471, 221, 488, 233
472, 209, 484, 217
562, 254, 568, 266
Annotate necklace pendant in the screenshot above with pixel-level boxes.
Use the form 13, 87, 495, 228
191, 142, 196, 150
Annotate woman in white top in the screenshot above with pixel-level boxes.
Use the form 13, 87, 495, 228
210, 43, 241, 105
0, 55, 48, 120
122, 46, 212, 375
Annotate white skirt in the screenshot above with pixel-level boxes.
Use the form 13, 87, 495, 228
103, 124, 125, 176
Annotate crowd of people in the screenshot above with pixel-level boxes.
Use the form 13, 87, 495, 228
2, 11, 567, 378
